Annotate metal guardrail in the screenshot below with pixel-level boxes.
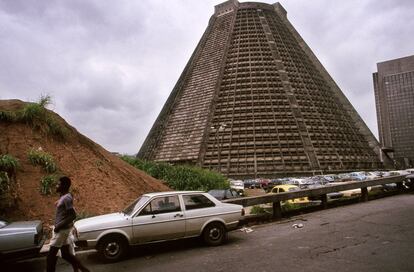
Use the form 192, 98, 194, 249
223, 175, 407, 218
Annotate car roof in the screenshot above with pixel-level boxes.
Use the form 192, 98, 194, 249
142, 191, 204, 197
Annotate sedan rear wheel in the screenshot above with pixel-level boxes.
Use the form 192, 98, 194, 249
203, 222, 227, 246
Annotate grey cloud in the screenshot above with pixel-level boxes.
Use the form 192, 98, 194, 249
1, 0, 413, 154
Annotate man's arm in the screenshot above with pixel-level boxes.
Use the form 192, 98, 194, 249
54, 208, 76, 232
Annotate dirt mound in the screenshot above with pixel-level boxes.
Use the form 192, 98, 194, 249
0, 99, 169, 225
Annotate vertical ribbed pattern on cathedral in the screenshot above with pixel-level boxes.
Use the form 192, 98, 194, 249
138, 0, 384, 178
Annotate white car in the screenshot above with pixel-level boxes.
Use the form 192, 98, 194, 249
0, 220, 45, 262
229, 180, 245, 193
73, 191, 244, 262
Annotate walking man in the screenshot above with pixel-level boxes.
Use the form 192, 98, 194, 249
46, 176, 90, 272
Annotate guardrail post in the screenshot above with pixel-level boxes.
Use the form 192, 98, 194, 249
361, 187, 369, 202
321, 194, 328, 209
272, 201, 282, 219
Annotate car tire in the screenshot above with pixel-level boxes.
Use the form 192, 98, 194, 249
202, 222, 227, 246
97, 235, 128, 263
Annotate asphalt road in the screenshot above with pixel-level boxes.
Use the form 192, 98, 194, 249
6, 193, 414, 272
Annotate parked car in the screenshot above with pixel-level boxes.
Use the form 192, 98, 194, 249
269, 184, 309, 204
328, 182, 372, 197
322, 174, 340, 182
208, 188, 242, 200
229, 180, 245, 194
74, 191, 244, 262
0, 219, 45, 262
405, 173, 414, 189
306, 184, 344, 201
337, 173, 354, 182
348, 172, 367, 181
362, 172, 381, 180
243, 179, 256, 189
405, 168, 414, 174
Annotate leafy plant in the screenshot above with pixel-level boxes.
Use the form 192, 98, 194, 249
0, 154, 19, 172
121, 156, 229, 191
40, 175, 57, 195
250, 205, 266, 215
28, 149, 57, 173
1, 95, 68, 140
19, 96, 48, 125
282, 202, 302, 212
0, 110, 17, 122
45, 117, 68, 140
0, 172, 10, 193
38, 94, 52, 108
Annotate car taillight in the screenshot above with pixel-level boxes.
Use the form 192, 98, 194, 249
34, 231, 41, 245
241, 208, 245, 216
72, 227, 79, 239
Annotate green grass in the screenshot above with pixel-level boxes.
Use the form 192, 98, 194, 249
45, 116, 68, 140
282, 202, 304, 212
0, 154, 19, 195
40, 175, 57, 195
121, 156, 229, 191
250, 205, 267, 215
20, 102, 46, 125
0, 172, 10, 193
0, 95, 67, 140
0, 111, 17, 122
0, 154, 19, 172
28, 149, 57, 173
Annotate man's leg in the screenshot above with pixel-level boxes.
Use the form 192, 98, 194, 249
46, 246, 60, 272
61, 245, 90, 272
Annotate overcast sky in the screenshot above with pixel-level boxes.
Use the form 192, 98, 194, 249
1, 0, 413, 154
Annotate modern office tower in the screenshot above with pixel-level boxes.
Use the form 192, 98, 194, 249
138, 0, 386, 178
373, 55, 414, 168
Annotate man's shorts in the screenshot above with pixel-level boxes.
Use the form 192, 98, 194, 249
50, 228, 72, 248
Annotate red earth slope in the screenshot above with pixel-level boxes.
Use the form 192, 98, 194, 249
0, 99, 169, 225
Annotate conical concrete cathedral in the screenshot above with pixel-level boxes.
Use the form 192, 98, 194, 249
138, 0, 388, 178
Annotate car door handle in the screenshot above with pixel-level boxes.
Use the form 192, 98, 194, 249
174, 213, 183, 218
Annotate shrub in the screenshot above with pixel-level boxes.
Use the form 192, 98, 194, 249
0, 111, 17, 122
250, 205, 266, 215
20, 102, 46, 125
2, 95, 67, 140
38, 94, 52, 108
282, 202, 302, 212
0, 154, 19, 173
121, 156, 229, 191
28, 149, 57, 173
40, 175, 57, 195
45, 117, 68, 140
0, 172, 10, 193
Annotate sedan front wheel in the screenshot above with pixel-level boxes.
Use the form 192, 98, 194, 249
97, 235, 128, 262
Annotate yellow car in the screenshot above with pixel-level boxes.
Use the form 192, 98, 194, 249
269, 184, 309, 204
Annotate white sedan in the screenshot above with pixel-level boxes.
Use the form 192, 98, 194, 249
74, 191, 244, 262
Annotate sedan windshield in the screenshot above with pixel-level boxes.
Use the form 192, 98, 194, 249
122, 196, 149, 216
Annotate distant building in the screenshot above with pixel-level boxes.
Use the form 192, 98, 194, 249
374, 55, 414, 168
139, 0, 387, 178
